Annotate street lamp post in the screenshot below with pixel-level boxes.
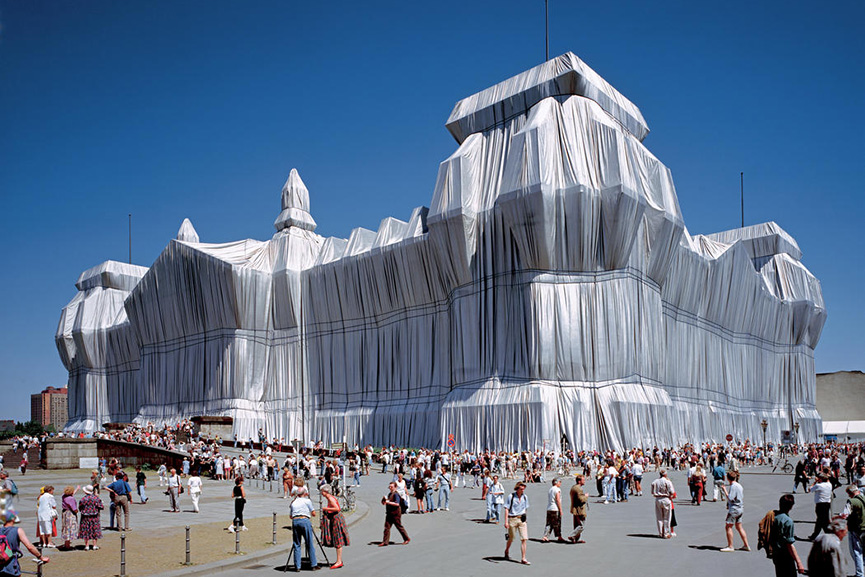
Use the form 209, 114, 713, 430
760, 419, 768, 451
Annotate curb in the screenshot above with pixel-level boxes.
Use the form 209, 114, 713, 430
149, 500, 370, 577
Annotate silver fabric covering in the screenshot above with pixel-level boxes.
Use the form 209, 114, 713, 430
56, 53, 825, 451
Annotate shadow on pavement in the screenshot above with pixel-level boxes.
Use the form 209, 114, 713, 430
482, 556, 511, 564
687, 545, 725, 551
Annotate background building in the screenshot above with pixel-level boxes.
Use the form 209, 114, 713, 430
31, 386, 68, 429
817, 371, 865, 440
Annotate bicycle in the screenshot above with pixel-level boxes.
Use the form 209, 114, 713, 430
772, 447, 794, 474
331, 477, 356, 513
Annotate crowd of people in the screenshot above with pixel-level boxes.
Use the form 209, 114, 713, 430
2, 423, 865, 575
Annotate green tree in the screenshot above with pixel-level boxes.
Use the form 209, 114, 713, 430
15, 421, 45, 437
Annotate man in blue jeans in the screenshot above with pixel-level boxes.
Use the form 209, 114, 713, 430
436, 466, 451, 511
288, 487, 318, 571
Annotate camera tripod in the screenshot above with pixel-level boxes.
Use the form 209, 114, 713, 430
283, 523, 330, 571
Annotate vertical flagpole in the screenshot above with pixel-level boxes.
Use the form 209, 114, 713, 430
740, 172, 744, 228
545, 0, 549, 61
128, 213, 132, 263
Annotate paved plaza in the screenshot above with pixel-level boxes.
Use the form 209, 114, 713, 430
4, 464, 856, 577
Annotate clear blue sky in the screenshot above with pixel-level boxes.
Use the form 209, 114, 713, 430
1, 1, 862, 421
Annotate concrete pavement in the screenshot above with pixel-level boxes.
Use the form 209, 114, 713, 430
3, 464, 855, 576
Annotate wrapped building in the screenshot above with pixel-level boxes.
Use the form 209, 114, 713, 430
57, 53, 826, 451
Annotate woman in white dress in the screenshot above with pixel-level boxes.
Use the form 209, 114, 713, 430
187, 471, 203, 513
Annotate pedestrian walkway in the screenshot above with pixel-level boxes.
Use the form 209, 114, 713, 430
4, 468, 366, 577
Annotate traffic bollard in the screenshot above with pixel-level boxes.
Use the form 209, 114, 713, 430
272, 512, 277, 545
235, 522, 240, 554
120, 532, 127, 577
269, 480, 273, 492
184, 525, 191, 565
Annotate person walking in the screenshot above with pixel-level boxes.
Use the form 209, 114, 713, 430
320, 484, 349, 569
187, 470, 202, 513
568, 473, 588, 543
841, 485, 865, 577
135, 466, 148, 504
488, 475, 505, 523
288, 486, 318, 571
542, 477, 566, 542
436, 467, 451, 511
282, 466, 294, 499
106, 472, 132, 531
770, 494, 806, 576
808, 473, 834, 541
59, 486, 79, 550
503, 482, 530, 565
229, 477, 247, 532
794, 460, 810, 494
693, 464, 706, 505
379, 481, 410, 546
651, 470, 675, 538
77, 485, 103, 550
1, 507, 50, 572
720, 471, 751, 552
423, 469, 435, 514
167, 468, 181, 513
712, 461, 726, 501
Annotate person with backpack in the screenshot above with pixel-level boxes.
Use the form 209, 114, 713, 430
841, 485, 865, 577
435, 466, 451, 511
504, 482, 530, 564
0, 474, 17, 506
379, 481, 410, 546
767, 494, 806, 576
1, 506, 49, 574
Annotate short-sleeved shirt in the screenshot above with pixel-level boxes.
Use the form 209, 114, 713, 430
108, 479, 131, 496
771, 512, 795, 555
135, 472, 146, 487
505, 492, 529, 516
727, 481, 744, 514
812, 482, 832, 504
547, 486, 561, 512
290, 497, 315, 519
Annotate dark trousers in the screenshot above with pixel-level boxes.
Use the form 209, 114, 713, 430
234, 498, 245, 527
773, 552, 796, 577
810, 502, 831, 538
382, 510, 409, 544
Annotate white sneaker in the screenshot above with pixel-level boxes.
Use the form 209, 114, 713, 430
241, 526, 249, 531
228, 525, 236, 533
720, 547, 734, 552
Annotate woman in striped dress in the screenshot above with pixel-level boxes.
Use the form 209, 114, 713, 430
319, 484, 349, 569
60, 486, 79, 549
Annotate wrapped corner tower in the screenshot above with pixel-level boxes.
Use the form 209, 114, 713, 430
57, 53, 825, 451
